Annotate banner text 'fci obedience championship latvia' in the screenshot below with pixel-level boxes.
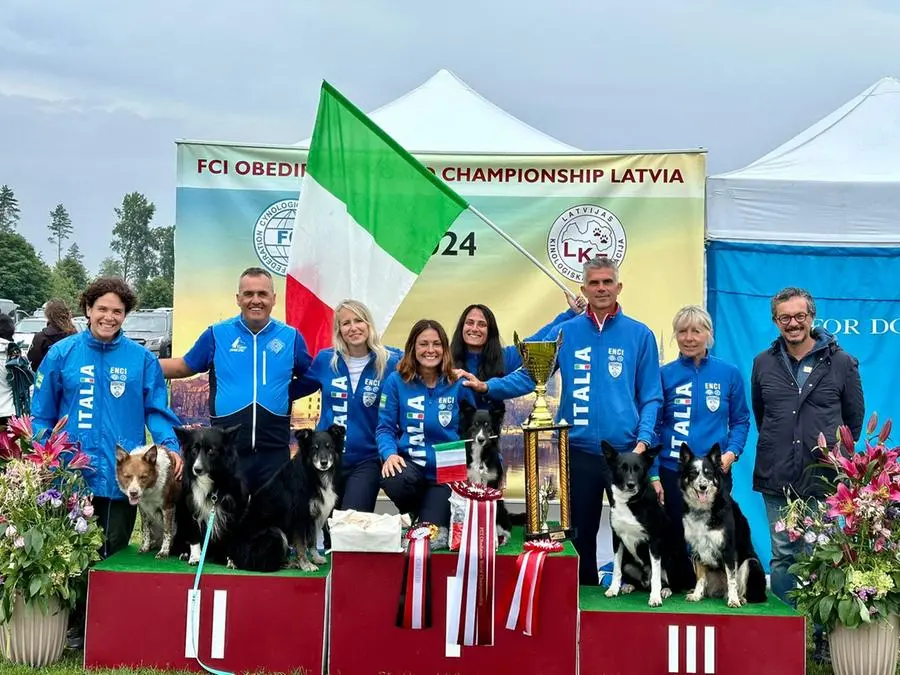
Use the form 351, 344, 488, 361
173, 143, 706, 499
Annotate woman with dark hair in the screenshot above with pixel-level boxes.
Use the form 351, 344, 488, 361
0, 313, 16, 427
450, 294, 584, 409
376, 319, 475, 546
28, 299, 77, 372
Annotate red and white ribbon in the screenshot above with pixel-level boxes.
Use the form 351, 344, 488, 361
504, 539, 563, 636
447, 482, 501, 647
396, 523, 438, 629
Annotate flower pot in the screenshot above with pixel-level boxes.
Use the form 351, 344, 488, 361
830, 613, 900, 675
0, 594, 69, 667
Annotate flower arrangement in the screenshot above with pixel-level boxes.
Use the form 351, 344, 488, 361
0, 415, 104, 623
779, 413, 900, 629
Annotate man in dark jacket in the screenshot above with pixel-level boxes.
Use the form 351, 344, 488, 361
751, 286, 864, 663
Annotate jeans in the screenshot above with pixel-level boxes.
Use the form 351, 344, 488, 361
338, 457, 382, 513
380, 459, 451, 528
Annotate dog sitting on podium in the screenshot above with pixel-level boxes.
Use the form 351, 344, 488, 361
602, 441, 693, 606
679, 442, 767, 607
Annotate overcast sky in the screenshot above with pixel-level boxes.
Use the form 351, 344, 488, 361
1, 0, 899, 272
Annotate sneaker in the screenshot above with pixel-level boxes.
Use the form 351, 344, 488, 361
66, 625, 85, 651
812, 635, 831, 664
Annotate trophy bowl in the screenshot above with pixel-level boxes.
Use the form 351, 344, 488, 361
513, 331, 562, 430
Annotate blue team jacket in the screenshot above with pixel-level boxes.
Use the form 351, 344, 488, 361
485, 309, 663, 455
292, 347, 402, 467
31, 330, 181, 500
376, 371, 476, 481
184, 315, 311, 456
654, 353, 750, 474
463, 308, 579, 409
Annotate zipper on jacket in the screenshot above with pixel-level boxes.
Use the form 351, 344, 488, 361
252, 333, 258, 451
262, 350, 267, 386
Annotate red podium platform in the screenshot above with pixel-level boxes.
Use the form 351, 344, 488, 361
579, 587, 806, 675
84, 546, 329, 674
329, 529, 579, 675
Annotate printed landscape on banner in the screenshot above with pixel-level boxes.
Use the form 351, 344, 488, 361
172, 142, 706, 500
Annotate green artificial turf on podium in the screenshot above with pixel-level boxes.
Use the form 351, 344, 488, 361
434, 525, 578, 558
581, 585, 799, 616
94, 545, 330, 578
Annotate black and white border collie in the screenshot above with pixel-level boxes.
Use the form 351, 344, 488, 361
172, 425, 249, 567
459, 400, 512, 545
602, 442, 691, 606
679, 442, 767, 607
231, 425, 343, 572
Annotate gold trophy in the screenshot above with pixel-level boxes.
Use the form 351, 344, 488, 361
514, 332, 575, 542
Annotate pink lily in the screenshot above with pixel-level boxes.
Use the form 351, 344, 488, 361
826, 483, 858, 531
879, 419, 893, 445
65, 449, 92, 471
867, 413, 879, 436
0, 431, 20, 460
6, 416, 33, 441
51, 415, 69, 437
25, 441, 62, 469
862, 472, 900, 503
44, 430, 75, 457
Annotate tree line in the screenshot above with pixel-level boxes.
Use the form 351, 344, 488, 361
0, 185, 174, 315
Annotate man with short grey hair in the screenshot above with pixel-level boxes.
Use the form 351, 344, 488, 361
751, 286, 864, 663
459, 255, 663, 586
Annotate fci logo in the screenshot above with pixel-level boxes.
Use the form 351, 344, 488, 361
547, 204, 627, 282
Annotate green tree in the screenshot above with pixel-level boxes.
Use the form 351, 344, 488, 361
47, 204, 73, 263
97, 256, 123, 278
0, 231, 52, 312
110, 192, 157, 290
0, 185, 20, 233
55, 248, 89, 293
139, 277, 173, 309
48, 268, 80, 311
66, 242, 84, 264
154, 225, 175, 283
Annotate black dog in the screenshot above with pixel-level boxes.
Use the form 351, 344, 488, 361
602, 442, 692, 606
172, 425, 249, 567
230, 425, 344, 572
458, 400, 513, 544
679, 442, 767, 606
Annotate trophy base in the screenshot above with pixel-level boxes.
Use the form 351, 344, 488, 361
525, 527, 577, 543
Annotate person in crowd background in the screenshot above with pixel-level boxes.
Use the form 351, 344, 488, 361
28, 298, 78, 372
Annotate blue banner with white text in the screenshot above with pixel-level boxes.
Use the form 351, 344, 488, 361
707, 240, 900, 571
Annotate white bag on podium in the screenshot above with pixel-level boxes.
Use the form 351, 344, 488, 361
328, 509, 411, 552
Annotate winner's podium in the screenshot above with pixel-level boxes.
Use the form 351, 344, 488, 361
329, 527, 579, 675
84, 546, 329, 674
580, 586, 806, 675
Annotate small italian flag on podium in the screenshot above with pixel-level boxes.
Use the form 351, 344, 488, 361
434, 440, 468, 484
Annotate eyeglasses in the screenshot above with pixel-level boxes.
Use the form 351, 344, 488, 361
775, 313, 809, 325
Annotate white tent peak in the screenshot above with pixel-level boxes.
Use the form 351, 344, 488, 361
295, 68, 579, 153
716, 76, 900, 183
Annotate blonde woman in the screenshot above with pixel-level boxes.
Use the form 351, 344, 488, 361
291, 299, 401, 512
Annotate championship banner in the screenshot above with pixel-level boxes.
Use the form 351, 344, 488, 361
173, 142, 706, 499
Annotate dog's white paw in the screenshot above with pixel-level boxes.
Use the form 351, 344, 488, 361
605, 585, 620, 598
727, 595, 742, 609
226, 558, 237, 570
497, 527, 511, 547
298, 557, 319, 572
155, 548, 170, 560
649, 594, 663, 607
620, 584, 635, 595
138, 543, 151, 554
661, 588, 673, 599
309, 549, 327, 565
686, 591, 703, 602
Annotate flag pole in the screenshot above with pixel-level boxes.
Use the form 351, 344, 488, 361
466, 205, 577, 300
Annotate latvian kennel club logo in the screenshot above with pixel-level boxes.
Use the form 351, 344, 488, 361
547, 204, 627, 282
254, 199, 298, 277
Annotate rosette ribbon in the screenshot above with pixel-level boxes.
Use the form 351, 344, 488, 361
447, 481, 502, 646
504, 539, 564, 636
397, 522, 438, 629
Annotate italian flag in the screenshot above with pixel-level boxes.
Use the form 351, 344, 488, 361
286, 81, 470, 353
434, 440, 468, 484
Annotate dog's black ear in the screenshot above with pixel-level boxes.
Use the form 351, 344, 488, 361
295, 428, 314, 446
173, 426, 191, 448
707, 443, 722, 470
143, 445, 158, 465
642, 444, 662, 463
115, 445, 129, 464
488, 402, 506, 432
601, 440, 617, 465
679, 442, 695, 467
458, 399, 476, 432
328, 423, 346, 446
